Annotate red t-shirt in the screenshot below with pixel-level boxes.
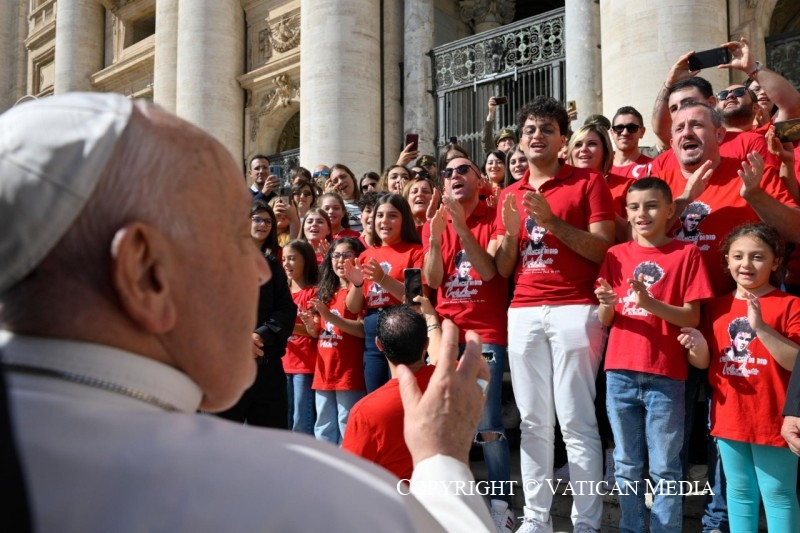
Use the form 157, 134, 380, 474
610, 153, 653, 180
283, 286, 318, 374
422, 201, 508, 345
342, 365, 435, 480
359, 242, 423, 309
654, 157, 796, 297
496, 165, 615, 306
313, 287, 366, 391
650, 130, 780, 175
333, 228, 361, 240
707, 290, 800, 447
606, 173, 636, 219
599, 240, 713, 380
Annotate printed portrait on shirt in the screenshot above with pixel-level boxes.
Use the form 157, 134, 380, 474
521, 217, 556, 269
675, 201, 711, 243
622, 261, 665, 316
453, 250, 473, 282
721, 317, 759, 377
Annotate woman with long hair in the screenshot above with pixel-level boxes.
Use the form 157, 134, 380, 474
345, 194, 423, 392
379, 165, 411, 195
291, 181, 317, 219
504, 143, 529, 188
300, 207, 333, 263
402, 176, 437, 234
327, 164, 363, 232
319, 192, 360, 240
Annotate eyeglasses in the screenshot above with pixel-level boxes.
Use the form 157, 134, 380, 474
331, 251, 356, 260
411, 169, 429, 179
716, 87, 747, 100
293, 191, 313, 197
251, 216, 273, 226
440, 164, 473, 179
611, 123, 641, 134
361, 182, 377, 191
312, 170, 330, 178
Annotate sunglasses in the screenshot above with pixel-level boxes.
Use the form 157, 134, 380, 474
361, 182, 377, 191
611, 123, 641, 134
411, 169, 429, 179
293, 191, 313, 197
716, 87, 748, 100
312, 170, 330, 178
331, 251, 356, 260
440, 164, 473, 179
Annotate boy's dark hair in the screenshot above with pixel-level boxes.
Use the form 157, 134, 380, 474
376, 305, 428, 366
727, 316, 755, 341
667, 77, 714, 99
613, 106, 645, 126
682, 201, 711, 218
249, 153, 270, 167
357, 191, 380, 212
455, 249, 469, 267
627, 177, 673, 204
516, 96, 569, 138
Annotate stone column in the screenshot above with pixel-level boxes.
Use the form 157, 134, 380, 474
600, 0, 729, 147
153, 0, 179, 112
459, 0, 515, 34
382, 0, 404, 169
0, 0, 27, 112
403, 0, 435, 159
175, 0, 244, 162
300, 0, 381, 175
54, 0, 105, 93
565, 0, 602, 125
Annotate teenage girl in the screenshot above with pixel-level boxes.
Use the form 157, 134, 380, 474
679, 223, 800, 532
345, 193, 423, 393
310, 237, 367, 445
319, 192, 360, 240
300, 207, 333, 264
282, 239, 320, 435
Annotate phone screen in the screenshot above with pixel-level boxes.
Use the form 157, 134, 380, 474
405, 133, 419, 151
688, 47, 730, 71
404, 268, 423, 304
269, 165, 283, 180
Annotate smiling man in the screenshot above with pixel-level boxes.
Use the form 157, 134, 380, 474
493, 96, 615, 533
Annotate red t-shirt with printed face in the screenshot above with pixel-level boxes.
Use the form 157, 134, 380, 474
312, 287, 366, 391
610, 153, 653, 180
654, 157, 796, 297
342, 365, 436, 480
707, 290, 800, 447
650, 130, 780, 175
358, 242, 423, 309
599, 240, 713, 380
606, 173, 636, 219
422, 201, 508, 345
283, 286, 318, 374
496, 164, 615, 307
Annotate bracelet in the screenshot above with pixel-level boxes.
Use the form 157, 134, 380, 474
747, 60, 763, 79
427, 324, 441, 332
352, 281, 364, 288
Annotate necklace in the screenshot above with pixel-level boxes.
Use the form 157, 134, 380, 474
3, 362, 181, 412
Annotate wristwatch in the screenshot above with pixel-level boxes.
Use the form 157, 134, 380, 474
747, 60, 763, 79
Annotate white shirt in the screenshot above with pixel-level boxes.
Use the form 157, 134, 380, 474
1, 333, 493, 532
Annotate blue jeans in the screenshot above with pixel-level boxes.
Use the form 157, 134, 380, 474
363, 309, 391, 393
464, 343, 511, 505
314, 389, 365, 445
286, 373, 314, 435
607, 370, 685, 533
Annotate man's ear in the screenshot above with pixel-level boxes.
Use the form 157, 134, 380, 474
716, 125, 727, 145
110, 223, 177, 333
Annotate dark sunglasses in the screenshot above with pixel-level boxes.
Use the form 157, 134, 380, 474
716, 87, 747, 100
361, 181, 377, 191
411, 169, 429, 179
440, 164, 473, 179
611, 123, 641, 134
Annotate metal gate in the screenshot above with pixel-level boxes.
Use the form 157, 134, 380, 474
431, 8, 566, 165
766, 30, 800, 90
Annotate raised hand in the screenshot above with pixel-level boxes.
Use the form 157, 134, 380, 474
595, 277, 617, 307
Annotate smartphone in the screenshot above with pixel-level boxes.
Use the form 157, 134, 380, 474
278, 185, 292, 203
404, 268, 423, 304
567, 100, 577, 114
405, 133, 419, 151
688, 47, 731, 71
775, 119, 800, 143
269, 164, 282, 180
494, 95, 508, 105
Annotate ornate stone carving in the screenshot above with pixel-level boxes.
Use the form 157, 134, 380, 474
258, 28, 271, 63
768, 38, 800, 90
459, 0, 515, 30
433, 10, 564, 91
249, 74, 300, 142
267, 14, 300, 54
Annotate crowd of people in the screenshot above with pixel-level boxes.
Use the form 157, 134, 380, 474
4, 36, 800, 533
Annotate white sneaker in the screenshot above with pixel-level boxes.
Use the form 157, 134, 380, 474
490, 499, 514, 533
515, 517, 553, 533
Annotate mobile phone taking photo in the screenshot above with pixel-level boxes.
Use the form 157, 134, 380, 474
404, 268, 423, 304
